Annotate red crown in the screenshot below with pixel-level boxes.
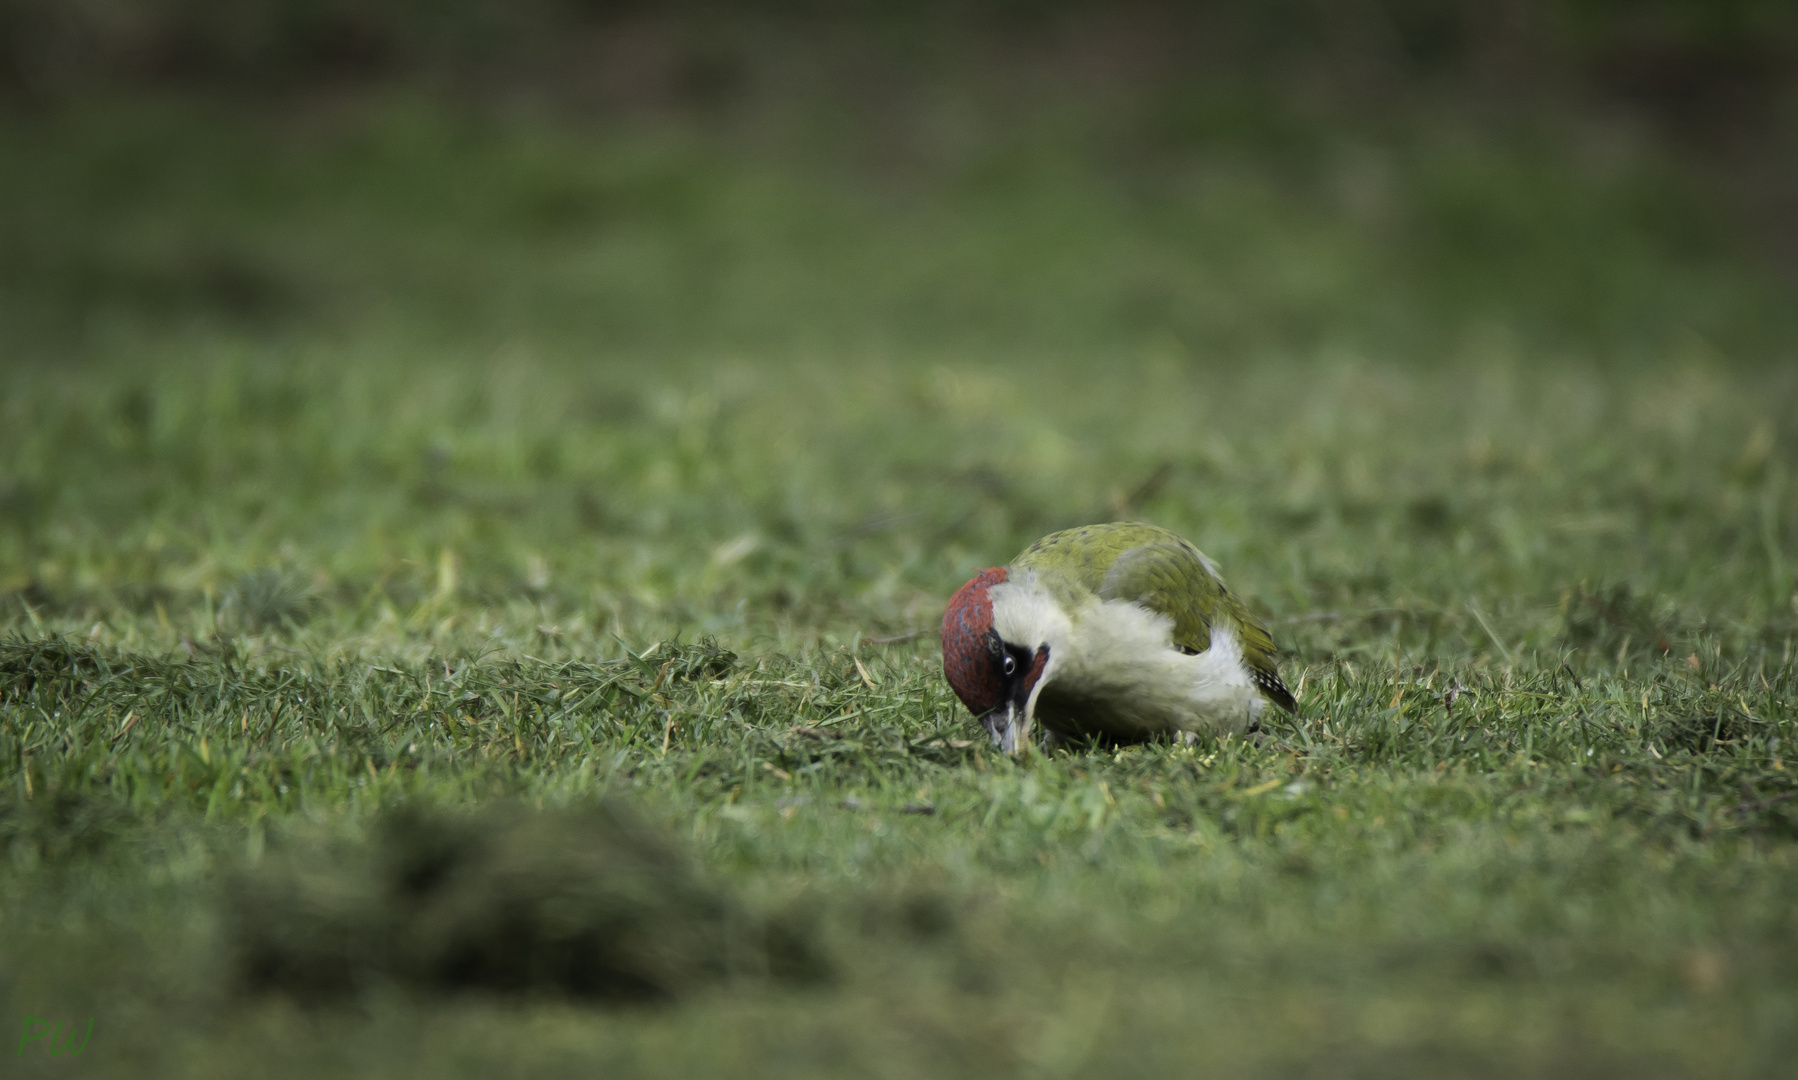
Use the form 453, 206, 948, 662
941, 567, 1006, 715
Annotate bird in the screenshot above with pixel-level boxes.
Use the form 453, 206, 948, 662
941, 522, 1295, 754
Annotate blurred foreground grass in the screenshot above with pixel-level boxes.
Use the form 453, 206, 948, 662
2, 97, 1798, 1077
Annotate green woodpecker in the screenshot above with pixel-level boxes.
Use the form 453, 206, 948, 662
942, 522, 1295, 753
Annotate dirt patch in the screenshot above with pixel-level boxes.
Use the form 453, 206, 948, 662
231, 801, 827, 1004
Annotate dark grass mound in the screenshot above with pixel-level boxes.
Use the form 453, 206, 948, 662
232, 802, 827, 1004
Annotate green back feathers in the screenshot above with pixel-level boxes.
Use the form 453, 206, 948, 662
1012, 522, 1294, 711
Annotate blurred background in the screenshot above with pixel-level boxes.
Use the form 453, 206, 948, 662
5, 0, 1798, 354
2, 0, 1797, 656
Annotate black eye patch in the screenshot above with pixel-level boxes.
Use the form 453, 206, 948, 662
1002, 644, 1034, 680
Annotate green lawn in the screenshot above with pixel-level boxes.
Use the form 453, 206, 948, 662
3, 98, 1797, 1077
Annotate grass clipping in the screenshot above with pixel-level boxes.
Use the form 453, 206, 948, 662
231, 802, 825, 1004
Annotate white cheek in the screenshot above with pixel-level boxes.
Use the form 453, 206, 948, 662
988, 583, 1073, 654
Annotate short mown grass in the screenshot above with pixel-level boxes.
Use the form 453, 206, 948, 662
2, 96, 1797, 1078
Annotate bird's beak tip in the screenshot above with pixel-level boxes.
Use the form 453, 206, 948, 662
1001, 712, 1033, 757
987, 703, 1033, 756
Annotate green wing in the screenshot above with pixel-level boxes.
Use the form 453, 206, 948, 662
1013, 522, 1295, 711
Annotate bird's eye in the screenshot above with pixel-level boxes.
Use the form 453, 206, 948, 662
1002, 654, 1017, 676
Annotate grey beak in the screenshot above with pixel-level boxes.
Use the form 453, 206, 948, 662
987, 699, 1033, 756
994, 702, 1022, 754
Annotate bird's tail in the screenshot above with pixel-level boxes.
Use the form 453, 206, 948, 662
1250, 665, 1298, 713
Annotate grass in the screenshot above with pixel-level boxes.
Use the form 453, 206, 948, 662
3, 94, 1798, 1077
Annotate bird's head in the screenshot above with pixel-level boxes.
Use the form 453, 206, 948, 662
942, 567, 1053, 754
